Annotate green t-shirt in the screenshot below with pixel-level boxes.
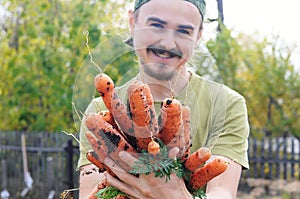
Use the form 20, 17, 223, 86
77, 71, 249, 169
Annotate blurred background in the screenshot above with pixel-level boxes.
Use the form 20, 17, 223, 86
0, 0, 299, 198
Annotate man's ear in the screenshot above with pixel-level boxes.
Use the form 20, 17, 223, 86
128, 10, 135, 36
196, 29, 203, 42
194, 28, 203, 48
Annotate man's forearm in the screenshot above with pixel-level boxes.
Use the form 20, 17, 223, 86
205, 187, 234, 199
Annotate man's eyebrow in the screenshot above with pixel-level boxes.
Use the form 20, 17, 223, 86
147, 17, 194, 31
147, 17, 167, 25
178, 24, 194, 31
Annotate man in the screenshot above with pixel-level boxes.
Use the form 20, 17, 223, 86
78, 0, 249, 198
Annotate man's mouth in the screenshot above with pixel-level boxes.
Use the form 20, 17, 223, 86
147, 46, 182, 59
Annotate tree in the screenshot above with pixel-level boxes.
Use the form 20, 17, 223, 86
0, 0, 136, 132
201, 26, 300, 138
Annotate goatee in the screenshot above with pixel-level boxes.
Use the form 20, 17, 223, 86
142, 62, 176, 81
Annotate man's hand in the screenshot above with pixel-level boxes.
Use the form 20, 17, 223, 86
104, 147, 193, 199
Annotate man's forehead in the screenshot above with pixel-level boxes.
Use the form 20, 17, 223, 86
134, 0, 206, 19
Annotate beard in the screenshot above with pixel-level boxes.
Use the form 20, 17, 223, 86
142, 62, 177, 81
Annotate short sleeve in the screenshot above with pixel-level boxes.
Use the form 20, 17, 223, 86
207, 86, 249, 169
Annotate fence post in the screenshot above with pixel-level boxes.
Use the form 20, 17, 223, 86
275, 137, 280, 178
260, 138, 265, 178
283, 137, 287, 179
253, 138, 258, 178
46, 156, 56, 199
267, 138, 273, 179
291, 139, 295, 179
65, 140, 74, 189
1, 159, 10, 199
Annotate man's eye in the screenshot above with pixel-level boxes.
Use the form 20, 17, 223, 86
150, 23, 163, 29
177, 29, 190, 35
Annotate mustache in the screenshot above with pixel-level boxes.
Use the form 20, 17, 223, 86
147, 45, 183, 58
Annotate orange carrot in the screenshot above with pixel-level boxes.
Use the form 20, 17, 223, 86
147, 139, 160, 155
85, 113, 137, 171
94, 73, 135, 138
99, 110, 119, 130
85, 113, 104, 137
184, 147, 211, 171
86, 151, 106, 172
85, 132, 117, 177
180, 105, 192, 161
110, 92, 135, 138
190, 157, 228, 190
94, 73, 114, 111
158, 98, 183, 148
127, 80, 159, 151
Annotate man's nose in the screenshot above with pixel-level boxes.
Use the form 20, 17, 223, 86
159, 30, 177, 50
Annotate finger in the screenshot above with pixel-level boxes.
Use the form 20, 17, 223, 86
118, 151, 138, 167
168, 147, 179, 159
105, 172, 140, 198
104, 157, 124, 173
104, 157, 139, 188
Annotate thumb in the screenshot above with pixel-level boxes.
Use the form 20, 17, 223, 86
168, 147, 179, 159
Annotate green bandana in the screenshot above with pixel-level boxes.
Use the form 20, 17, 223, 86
134, 0, 206, 19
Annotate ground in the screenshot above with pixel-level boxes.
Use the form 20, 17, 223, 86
238, 179, 300, 199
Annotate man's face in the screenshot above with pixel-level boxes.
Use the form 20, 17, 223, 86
130, 0, 203, 81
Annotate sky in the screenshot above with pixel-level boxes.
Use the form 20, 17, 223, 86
223, 0, 300, 43
204, 0, 300, 70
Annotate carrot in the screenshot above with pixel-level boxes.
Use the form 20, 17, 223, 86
86, 151, 106, 172
184, 147, 211, 171
179, 105, 192, 161
85, 132, 117, 177
94, 73, 114, 111
147, 139, 160, 155
110, 92, 135, 137
99, 110, 130, 142
190, 157, 228, 190
85, 113, 104, 137
85, 113, 137, 171
158, 98, 183, 149
99, 110, 119, 131
94, 73, 136, 139
127, 80, 159, 151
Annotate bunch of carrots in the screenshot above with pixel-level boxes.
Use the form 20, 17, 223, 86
84, 73, 228, 199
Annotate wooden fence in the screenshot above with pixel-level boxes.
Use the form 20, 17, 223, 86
0, 131, 79, 199
242, 136, 300, 180
1, 131, 300, 198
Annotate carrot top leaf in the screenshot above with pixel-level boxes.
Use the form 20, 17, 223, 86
129, 139, 188, 181
95, 186, 128, 199
192, 188, 207, 199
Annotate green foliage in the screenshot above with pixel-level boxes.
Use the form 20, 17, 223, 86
0, 0, 136, 132
0, 0, 299, 138
129, 140, 188, 181
95, 186, 129, 199
203, 25, 300, 138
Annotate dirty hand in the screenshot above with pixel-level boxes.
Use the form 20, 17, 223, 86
104, 147, 193, 199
